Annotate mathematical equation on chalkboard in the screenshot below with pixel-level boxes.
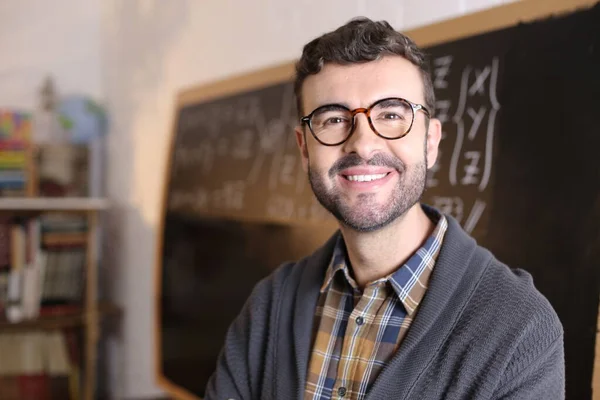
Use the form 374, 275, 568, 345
424, 53, 501, 235
167, 54, 502, 234
167, 82, 333, 225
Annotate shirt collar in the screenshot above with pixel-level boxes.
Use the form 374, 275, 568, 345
320, 205, 448, 315
320, 235, 359, 293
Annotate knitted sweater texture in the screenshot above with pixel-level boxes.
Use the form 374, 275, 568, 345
204, 216, 564, 400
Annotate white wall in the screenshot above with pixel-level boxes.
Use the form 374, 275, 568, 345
0, 0, 103, 109
1, 0, 515, 398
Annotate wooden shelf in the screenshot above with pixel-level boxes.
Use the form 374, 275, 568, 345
0, 302, 121, 332
0, 196, 109, 398
0, 197, 108, 212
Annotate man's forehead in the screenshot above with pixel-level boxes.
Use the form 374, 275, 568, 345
302, 56, 425, 110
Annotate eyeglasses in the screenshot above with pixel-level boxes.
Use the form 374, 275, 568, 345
300, 97, 430, 146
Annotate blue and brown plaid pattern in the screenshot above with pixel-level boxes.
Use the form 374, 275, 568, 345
304, 209, 447, 400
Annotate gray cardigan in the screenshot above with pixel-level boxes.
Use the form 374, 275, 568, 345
204, 215, 564, 399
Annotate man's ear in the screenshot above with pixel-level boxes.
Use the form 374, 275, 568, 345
295, 125, 309, 172
426, 118, 442, 169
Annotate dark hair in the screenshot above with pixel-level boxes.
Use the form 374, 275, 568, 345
294, 17, 435, 118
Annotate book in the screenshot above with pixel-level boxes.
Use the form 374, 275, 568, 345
0, 272, 8, 316
0, 218, 10, 270
43, 331, 70, 399
0, 332, 73, 399
0, 214, 86, 321
0, 375, 20, 399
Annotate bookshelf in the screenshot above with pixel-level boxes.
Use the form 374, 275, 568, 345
0, 197, 115, 400
0, 197, 108, 211
0, 301, 120, 332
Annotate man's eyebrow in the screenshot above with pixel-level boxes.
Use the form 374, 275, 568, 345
375, 98, 407, 108
311, 103, 350, 113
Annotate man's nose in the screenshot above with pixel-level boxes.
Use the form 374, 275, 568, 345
342, 112, 385, 159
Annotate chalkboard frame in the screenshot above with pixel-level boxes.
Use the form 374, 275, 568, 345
154, 0, 599, 398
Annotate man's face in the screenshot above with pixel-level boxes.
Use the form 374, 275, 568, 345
295, 56, 442, 232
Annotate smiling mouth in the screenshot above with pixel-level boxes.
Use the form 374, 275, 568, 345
343, 173, 390, 182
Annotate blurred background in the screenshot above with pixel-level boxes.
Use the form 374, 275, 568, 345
3, 1, 597, 399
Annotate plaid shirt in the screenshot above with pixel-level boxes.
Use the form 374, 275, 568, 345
304, 209, 447, 400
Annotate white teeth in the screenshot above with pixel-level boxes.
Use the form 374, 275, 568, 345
346, 173, 387, 182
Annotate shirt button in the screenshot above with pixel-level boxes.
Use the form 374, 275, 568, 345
338, 386, 347, 397
356, 316, 364, 325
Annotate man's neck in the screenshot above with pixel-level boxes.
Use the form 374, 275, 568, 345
339, 204, 435, 288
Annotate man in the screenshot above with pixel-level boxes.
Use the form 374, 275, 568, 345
205, 18, 564, 400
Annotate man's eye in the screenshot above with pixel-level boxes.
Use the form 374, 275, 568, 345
381, 112, 403, 120
324, 116, 348, 125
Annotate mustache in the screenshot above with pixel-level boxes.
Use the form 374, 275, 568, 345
328, 153, 405, 178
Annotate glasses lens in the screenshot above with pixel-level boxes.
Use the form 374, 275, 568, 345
309, 107, 352, 145
370, 98, 413, 138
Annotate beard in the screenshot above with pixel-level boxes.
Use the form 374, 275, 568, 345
308, 152, 427, 232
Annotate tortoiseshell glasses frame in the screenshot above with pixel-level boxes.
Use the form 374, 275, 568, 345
300, 97, 430, 146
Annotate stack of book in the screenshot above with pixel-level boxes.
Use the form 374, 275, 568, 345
0, 331, 80, 399
40, 213, 87, 303
0, 217, 44, 322
0, 213, 87, 322
0, 110, 32, 197
0, 213, 86, 399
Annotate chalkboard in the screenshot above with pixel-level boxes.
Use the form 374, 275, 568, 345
155, 1, 600, 399
169, 81, 333, 225
427, 7, 600, 400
